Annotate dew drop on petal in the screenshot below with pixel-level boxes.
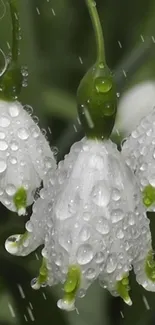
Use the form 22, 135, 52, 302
6, 184, 16, 196
0, 159, 7, 173
85, 268, 96, 280
78, 289, 86, 298
9, 105, 20, 117
96, 217, 109, 234
9, 156, 17, 165
92, 182, 110, 207
112, 188, 121, 201
26, 221, 34, 232
79, 225, 91, 241
106, 254, 117, 273
77, 244, 93, 265
116, 229, 124, 239
0, 132, 5, 139
0, 117, 10, 127
95, 251, 105, 264
18, 128, 29, 140
10, 141, 19, 151
0, 140, 8, 151
111, 209, 124, 223
29, 125, 40, 138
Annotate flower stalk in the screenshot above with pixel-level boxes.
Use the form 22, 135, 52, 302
0, 0, 22, 100
85, 0, 105, 65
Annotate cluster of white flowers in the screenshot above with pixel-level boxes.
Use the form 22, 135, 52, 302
4, 113, 155, 311
4, 0, 155, 313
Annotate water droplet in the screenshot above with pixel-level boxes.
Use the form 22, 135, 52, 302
21, 66, 28, 77
95, 251, 105, 264
116, 229, 124, 239
92, 182, 110, 207
106, 254, 117, 273
95, 77, 112, 93
111, 209, 124, 223
6, 184, 16, 196
83, 212, 90, 221
55, 253, 63, 266
112, 188, 120, 201
132, 130, 139, 138
32, 115, 39, 124
0, 116, 10, 127
26, 221, 34, 232
9, 156, 17, 164
85, 268, 96, 280
0, 132, 5, 139
78, 289, 86, 298
10, 141, 19, 151
0, 159, 6, 173
128, 212, 135, 226
0, 140, 8, 151
29, 125, 39, 139
99, 62, 104, 69
103, 102, 116, 116
44, 157, 54, 170
24, 105, 33, 116
51, 146, 58, 156
9, 105, 20, 117
79, 226, 91, 241
77, 244, 93, 265
47, 219, 53, 228
18, 128, 29, 140
96, 217, 109, 234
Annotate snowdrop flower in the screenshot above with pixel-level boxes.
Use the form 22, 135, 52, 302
5, 0, 155, 313
114, 81, 155, 137
122, 108, 155, 211
0, 100, 56, 215
5, 137, 155, 311
0, 1, 56, 214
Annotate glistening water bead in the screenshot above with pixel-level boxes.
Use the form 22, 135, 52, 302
95, 77, 112, 93
77, 244, 93, 265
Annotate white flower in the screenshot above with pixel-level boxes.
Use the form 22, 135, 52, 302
5, 138, 155, 311
122, 108, 155, 210
0, 100, 56, 215
113, 81, 155, 137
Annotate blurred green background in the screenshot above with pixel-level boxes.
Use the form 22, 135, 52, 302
0, 0, 155, 324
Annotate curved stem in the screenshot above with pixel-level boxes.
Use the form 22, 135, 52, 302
85, 0, 105, 64
9, 0, 20, 63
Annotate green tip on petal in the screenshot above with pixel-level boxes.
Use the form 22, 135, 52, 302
145, 251, 155, 282
116, 274, 132, 306
143, 185, 155, 208
77, 63, 117, 139
13, 187, 27, 215
38, 258, 48, 285
61, 265, 81, 306
31, 258, 48, 290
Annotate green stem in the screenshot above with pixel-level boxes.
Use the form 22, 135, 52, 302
9, 0, 20, 63
85, 0, 105, 64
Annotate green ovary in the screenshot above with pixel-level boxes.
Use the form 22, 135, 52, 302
62, 265, 81, 304
116, 274, 132, 305
145, 251, 155, 281
143, 185, 155, 208
13, 187, 27, 211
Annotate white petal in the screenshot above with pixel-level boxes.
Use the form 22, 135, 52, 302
0, 100, 56, 212
114, 81, 155, 137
